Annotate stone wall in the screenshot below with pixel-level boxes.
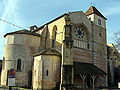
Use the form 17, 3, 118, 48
1, 34, 40, 87
73, 48, 93, 63
33, 55, 61, 90
36, 16, 65, 52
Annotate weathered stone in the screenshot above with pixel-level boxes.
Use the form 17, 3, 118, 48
1, 6, 108, 89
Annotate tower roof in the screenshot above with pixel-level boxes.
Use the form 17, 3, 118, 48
85, 6, 107, 20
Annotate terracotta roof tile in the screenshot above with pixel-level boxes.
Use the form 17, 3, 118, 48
85, 6, 107, 20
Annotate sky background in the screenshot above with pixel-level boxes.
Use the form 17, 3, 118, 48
0, 0, 120, 59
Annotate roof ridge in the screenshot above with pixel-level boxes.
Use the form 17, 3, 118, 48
85, 6, 107, 20
4, 29, 41, 37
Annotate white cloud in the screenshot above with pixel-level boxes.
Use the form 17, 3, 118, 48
103, 6, 120, 16
0, 0, 18, 59
0, 0, 18, 32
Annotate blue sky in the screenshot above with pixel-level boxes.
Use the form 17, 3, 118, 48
0, 0, 120, 59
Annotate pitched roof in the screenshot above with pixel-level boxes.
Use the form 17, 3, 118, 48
85, 6, 107, 20
4, 30, 41, 37
33, 48, 61, 57
33, 13, 68, 32
74, 62, 107, 75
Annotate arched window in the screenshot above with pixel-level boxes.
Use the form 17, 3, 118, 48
46, 70, 48, 76
52, 25, 57, 47
2, 57, 5, 70
17, 59, 21, 71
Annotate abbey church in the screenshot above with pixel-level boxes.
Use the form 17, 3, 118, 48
1, 6, 108, 90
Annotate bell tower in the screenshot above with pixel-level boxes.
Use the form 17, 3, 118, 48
85, 6, 107, 28
85, 6, 107, 73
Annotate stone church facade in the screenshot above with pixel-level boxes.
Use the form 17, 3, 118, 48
1, 6, 107, 90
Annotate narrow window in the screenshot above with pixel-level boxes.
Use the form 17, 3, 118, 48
17, 59, 21, 71
52, 39, 55, 47
46, 70, 48, 76
98, 19, 101, 25
87, 44, 89, 49
2, 57, 5, 69
99, 32, 102, 37
52, 25, 57, 47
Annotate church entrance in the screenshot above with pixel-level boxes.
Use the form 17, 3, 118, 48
74, 74, 92, 88
86, 75, 91, 88
74, 74, 83, 88
74, 62, 107, 88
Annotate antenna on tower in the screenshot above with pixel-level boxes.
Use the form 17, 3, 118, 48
90, 2, 96, 7
90, 2, 93, 6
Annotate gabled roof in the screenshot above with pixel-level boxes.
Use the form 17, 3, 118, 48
4, 30, 41, 37
85, 6, 107, 20
74, 62, 107, 75
33, 48, 61, 57
33, 13, 68, 32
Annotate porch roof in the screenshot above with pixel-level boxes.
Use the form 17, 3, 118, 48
74, 62, 107, 75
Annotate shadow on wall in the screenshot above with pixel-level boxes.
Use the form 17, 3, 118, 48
40, 25, 62, 52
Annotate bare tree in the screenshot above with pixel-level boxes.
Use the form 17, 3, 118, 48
112, 31, 120, 85
113, 31, 120, 51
